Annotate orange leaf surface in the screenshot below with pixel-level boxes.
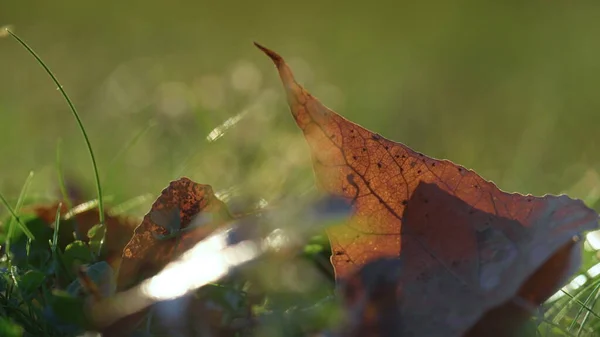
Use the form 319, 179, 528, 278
116, 177, 232, 291
256, 43, 599, 335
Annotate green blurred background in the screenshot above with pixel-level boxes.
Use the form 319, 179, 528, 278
1, 0, 599, 214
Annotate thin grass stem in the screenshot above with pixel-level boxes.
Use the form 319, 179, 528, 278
6, 28, 105, 254
51, 203, 62, 254
104, 119, 156, 181
55, 139, 73, 210
568, 281, 600, 331
560, 290, 600, 320
577, 283, 600, 336
0, 172, 35, 241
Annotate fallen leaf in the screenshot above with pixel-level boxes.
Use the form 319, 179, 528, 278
100, 178, 233, 337
62, 241, 94, 272
117, 177, 232, 291
256, 43, 599, 336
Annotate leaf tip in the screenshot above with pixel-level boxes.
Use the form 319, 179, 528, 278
254, 41, 283, 66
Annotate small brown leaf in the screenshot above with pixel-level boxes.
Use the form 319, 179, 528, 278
116, 177, 232, 291
257, 43, 599, 336
100, 178, 233, 337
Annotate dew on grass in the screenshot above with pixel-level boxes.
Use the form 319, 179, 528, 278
0, 25, 14, 38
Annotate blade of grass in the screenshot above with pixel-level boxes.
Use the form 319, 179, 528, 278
64, 196, 115, 220
50, 203, 69, 281
51, 203, 61, 255
25, 239, 31, 264
5, 28, 105, 254
56, 139, 73, 210
539, 318, 577, 337
547, 277, 600, 322
568, 281, 600, 331
145, 307, 154, 335
560, 289, 600, 320
0, 173, 38, 334
104, 119, 156, 181
108, 193, 153, 216
0, 172, 35, 242
576, 279, 600, 336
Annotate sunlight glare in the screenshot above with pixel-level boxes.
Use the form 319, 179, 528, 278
547, 290, 565, 302
566, 274, 588, 291
214, 186, 240, 202
256, 198, 269, 209
587, 230, 600, 250
206, 110, 247, 142
262, 228, 289, 252
64, 199, 101, 219
141, 230, 259, 301
547, 274, 590, 303
587, 262, 600, 278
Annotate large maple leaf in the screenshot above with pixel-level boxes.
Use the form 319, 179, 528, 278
256, 43, 599, 336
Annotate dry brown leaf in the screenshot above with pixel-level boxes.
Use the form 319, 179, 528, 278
116, 177, 232, 291
99, 178, 233, 337
256, 43, 599, 336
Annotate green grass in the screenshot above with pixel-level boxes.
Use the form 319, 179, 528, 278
0, 31, 340, 335
0, 172, 35, 242
55, 140, 73, 211
5, 28, 105, 254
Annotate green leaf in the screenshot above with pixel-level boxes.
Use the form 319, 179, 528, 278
45, 290, 88, 334
6, 215, 53, 269
87, 224, 106, 255
19, 270, 45, 296
62, 241, 93, 272
0, 317, 23, 337
303, 244, 324, 255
